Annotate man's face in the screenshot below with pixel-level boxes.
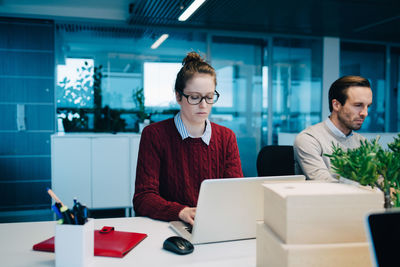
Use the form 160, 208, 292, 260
333, 86, 373, 133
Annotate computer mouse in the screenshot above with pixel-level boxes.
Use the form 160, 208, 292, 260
163, 236, 194, 255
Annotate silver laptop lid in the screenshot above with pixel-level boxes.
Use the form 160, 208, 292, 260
189, 175, 305, 244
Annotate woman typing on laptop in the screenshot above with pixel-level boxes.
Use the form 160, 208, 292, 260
133, 52, 243, 225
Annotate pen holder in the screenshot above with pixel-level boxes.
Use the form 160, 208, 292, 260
55, 219, 94, 267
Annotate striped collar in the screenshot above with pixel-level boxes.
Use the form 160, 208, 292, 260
325, 117, 353, 138
174, 112, 212, 145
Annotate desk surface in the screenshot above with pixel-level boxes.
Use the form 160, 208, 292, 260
0, 217, 255, 267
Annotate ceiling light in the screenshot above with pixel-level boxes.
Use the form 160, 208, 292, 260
151, 34, 169, 49
178, 0, 206, 21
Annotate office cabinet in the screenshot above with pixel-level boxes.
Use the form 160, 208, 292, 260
51, 133, 140, 214
92, 137, 130, 208
52, 137, 92, 207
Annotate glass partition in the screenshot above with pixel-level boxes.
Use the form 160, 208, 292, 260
271, 38, 323, 144
340, 42, 386, 132
56, 23, 328, 175
390, 46, 400, 132
56, 24, 207, 132
211, 36, 264, 176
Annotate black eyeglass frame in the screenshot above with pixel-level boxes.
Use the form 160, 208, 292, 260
177, 89, 220, 105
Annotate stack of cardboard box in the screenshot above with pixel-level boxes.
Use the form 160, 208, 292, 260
256, 182, 384, 267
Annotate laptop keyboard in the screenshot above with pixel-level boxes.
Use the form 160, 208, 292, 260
184, 224, 193, 234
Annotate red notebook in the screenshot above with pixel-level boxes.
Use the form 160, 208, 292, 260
32, 226, 147, 258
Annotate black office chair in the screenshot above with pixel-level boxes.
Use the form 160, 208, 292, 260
256, 145, 295, 176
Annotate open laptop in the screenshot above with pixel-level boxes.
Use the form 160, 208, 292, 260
170, 175, 305, 244
365, 209, 400, 267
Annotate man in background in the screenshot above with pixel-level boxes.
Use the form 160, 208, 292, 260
294, 75, 373, 180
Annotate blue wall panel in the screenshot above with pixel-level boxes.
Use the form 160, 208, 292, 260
0, 77, 54, 103
0, 104, 55, 131
0, 18, 55, 212
0, 51, 54, 77
26, 105, 55, 131
0, 20, 54, 50
0, 104, 16, 130
0, 132, 51, 156
0, 157, 51, 181
0, 182, 51, 210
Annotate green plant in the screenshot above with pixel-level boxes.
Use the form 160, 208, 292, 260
93, 65, 103, 131
326, 134, 400, 208
132, 88, 151, 122
59, 109, 89, 132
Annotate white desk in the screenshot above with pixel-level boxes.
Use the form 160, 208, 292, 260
0, 217, 256, 267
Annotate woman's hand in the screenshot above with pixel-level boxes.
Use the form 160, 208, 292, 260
178, 207, 196, 225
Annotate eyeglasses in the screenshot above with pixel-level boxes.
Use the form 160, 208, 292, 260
178, 90, 220, 105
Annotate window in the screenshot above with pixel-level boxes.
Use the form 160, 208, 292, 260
143, 62, 181, 108
56, 58, 94, 108
56, 24, 207, 131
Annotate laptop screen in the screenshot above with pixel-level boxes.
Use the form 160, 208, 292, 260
367, 210, 400, 267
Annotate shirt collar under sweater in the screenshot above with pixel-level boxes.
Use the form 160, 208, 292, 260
325, 117, 354, 139
174, 112, 212, 145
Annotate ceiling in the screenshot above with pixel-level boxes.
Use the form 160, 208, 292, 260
1, 0, 400, 43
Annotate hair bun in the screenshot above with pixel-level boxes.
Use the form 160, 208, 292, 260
182, 51, 204, 66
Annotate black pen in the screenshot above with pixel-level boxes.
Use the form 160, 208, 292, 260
60, 206, 74, 225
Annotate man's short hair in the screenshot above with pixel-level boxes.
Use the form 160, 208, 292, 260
328, 75, 371, 112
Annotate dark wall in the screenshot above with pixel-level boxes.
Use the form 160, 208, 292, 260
0, 17, 55, 211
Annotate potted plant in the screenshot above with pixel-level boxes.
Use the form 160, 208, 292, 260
133, 88, 151, 132
326, 134, 400, 208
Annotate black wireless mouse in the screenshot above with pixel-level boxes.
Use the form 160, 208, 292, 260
163, 236, 194, 255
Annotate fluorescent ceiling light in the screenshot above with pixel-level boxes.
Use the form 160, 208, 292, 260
178, 0, 206, 21
151, 34, 169, 49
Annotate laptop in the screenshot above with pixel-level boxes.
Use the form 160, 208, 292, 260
170, 175, 305, 244
365, 209, 400, 267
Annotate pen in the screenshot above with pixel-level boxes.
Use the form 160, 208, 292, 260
51, 204, 63, 220
46, 187, 65, 207
72, 199, 89, 225
60, 206, 74, 225
82, 204, 88, 223
46, 188, 75, 221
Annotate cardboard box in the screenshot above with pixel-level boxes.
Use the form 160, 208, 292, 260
263, 182, 383, 244
256, 221, 372, 267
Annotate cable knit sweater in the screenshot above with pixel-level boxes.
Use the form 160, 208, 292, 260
133, 118, 243, 222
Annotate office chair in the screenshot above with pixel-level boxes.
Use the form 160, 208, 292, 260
256, 145, 295, 176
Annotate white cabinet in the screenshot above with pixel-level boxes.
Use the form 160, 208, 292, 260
51, 133, 141, 214
92, 137, 130, 208
51, 137, 92, 207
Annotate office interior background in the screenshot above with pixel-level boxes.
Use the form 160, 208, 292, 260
1, 0, 400, 222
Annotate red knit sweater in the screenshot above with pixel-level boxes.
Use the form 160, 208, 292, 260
133, 118, 243, 221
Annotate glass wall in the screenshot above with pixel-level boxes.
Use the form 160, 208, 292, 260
390, 46, 400, 132
55, 23, 327, 175
211, 36, 264, 176
340, 42, 386, 132
271, 38, 323, 144
56, 24, 207, 132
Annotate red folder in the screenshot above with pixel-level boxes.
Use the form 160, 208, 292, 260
32, 226, 147, 258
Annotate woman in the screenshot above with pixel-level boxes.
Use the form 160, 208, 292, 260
133, 52, 243, 225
